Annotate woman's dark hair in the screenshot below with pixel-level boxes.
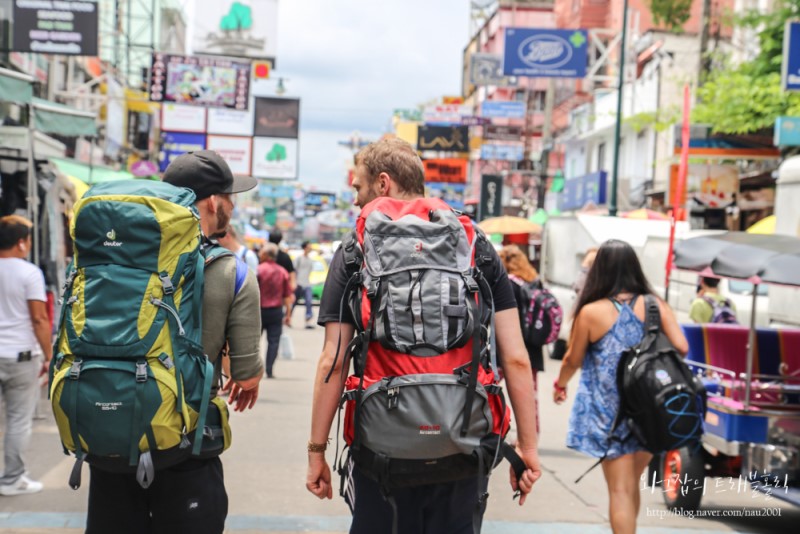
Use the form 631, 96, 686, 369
574, 239, 654, 317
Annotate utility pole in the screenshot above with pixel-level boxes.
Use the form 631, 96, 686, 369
698, 0, 712, 86
609, 0, 629, 217
538, 78, 556, 210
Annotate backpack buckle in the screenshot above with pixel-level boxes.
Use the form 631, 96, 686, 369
366, 279, 380, 299
135, 361, 148, 383
69, 359, 82, 380
462, 272, 479, 293
387, 386, 400, 410
159, 272, 175, 295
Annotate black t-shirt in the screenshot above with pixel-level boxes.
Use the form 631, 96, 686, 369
510, 281, 545, 372
317, 239, 517, 326
276, 250, 295, 275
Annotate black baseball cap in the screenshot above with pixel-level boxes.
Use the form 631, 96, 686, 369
162, 150, 257, 200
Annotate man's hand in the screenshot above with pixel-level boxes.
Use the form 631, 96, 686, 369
509, 446, 542, 506
222, 377, 260, 412
306, 452, 333, 499
39, 359, 50, 379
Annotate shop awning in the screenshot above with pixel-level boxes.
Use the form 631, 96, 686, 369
32, 97, 97, 137
0, 67, 34, 103
50, 157, 134, 185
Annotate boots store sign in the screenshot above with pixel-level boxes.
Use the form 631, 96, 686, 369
12, 0, 99, 56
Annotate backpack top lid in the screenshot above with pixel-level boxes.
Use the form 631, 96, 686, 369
356, 196, 477, 277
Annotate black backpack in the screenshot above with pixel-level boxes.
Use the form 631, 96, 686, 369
616, 295, 706, 454
576, 295, 706, 482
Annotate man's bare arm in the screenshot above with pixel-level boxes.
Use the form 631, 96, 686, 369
28, 300, 52, 361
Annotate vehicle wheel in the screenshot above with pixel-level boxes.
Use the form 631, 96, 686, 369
549, 339, 567, 360
662, 447, 705, 511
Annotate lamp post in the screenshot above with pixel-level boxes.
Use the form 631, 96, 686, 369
609, 0, 629, 217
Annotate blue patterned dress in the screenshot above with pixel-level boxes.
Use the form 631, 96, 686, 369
566, 300, 647, 458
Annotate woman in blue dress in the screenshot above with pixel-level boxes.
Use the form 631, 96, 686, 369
553, 240, 688, 534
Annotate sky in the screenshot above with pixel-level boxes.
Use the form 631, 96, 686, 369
274, 0, 472, 191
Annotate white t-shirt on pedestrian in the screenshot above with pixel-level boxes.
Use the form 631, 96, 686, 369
295, 254, 314, 288
0, 258, 47, 359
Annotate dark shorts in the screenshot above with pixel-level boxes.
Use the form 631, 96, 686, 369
349, 466, 481, 534
86, 457, 228, 534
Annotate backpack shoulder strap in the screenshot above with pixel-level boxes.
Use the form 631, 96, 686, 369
205, 244, 247, 296
340, 230, 363, 275
644, 295, 661, 335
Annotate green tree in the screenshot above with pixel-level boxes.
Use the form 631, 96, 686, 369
693, 0, 800, 134
648, 0, 693, 31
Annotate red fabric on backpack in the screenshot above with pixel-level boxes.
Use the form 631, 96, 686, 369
342, 197, 510, 445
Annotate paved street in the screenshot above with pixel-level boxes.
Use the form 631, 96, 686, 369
1, 307, 797, 533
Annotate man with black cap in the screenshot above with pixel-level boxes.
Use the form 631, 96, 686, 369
85, 150, 264, 534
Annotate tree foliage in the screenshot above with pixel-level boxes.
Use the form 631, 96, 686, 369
693, 0, 800, 133
648, 0, 693, 31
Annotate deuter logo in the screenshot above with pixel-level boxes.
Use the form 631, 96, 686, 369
419, 424, 441, 436
410, 241, 424, 258
95, 401, 123, 411
103, 229, 123, 247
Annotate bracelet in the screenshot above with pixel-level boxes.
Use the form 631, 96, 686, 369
553, 380, 566, 393
307, 440, 328, 453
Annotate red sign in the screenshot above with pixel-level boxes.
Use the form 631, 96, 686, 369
423, 159, 468, 184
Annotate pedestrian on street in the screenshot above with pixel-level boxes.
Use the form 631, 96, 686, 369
0, 215, 52, 496
689, 276, 737, 324
293, 241, 315, 329
268, 229, 296, 298
306, 137, 541, 533
85, 150, 264, 534
553, 239, 688, 534
218, 224, 259, 274
499, 244, 543, 434
257, 243, 293, 378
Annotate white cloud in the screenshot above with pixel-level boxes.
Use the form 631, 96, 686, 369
274, 0, 471, 189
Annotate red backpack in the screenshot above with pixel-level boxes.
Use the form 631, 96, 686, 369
331, 197, 522, 513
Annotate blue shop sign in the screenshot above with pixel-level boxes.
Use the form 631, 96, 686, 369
503, 28, 588, 78
775, 116, 800, 147
782, 21, 800, 91
481, 101, 526, 119
258, 184, 295, 198
159, 132, 206, 172
480, 143, 524, 161
559, 171, 607, 211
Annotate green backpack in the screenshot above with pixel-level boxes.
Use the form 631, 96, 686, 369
50, 180, 233, 490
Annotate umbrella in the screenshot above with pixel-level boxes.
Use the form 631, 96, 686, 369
478, 216, 541, 235
622, 208, 669, 220
746, 215, 776, 235
673, 232, 800, 287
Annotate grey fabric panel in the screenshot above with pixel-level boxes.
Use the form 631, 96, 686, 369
419, 273, 442, 346
358, 374, 493, 460
363, 210, 472, 277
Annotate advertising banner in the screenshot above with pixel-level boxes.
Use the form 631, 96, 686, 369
12, 0, 99, 56
503, 28, 588, 78
481, 101, 526, 119
775, 116, 800, 147
559, 171, 608, 211
159, 132, 206, 172
469, 53, 515, 86
207, 105, 255, 136
206, 135, 253, 176
161, 103, 207, 133
782, 21, 800, 91
304, 192, 337, 218
149, 53, 250, 110
423, 159, 468, 184
254, 97, 300, 138
252, 136, 298, 179
423, 104, 471, 125
485, 125, 523, 141
478, 175, 503, 222
480, 144, 524, 161
668, 164, 739, 208
426, 182, 466, 210
417, 125, 469, 152
191, 0, 278, 61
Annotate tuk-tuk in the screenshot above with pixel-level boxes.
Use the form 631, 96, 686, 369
653, 232, 800, 510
